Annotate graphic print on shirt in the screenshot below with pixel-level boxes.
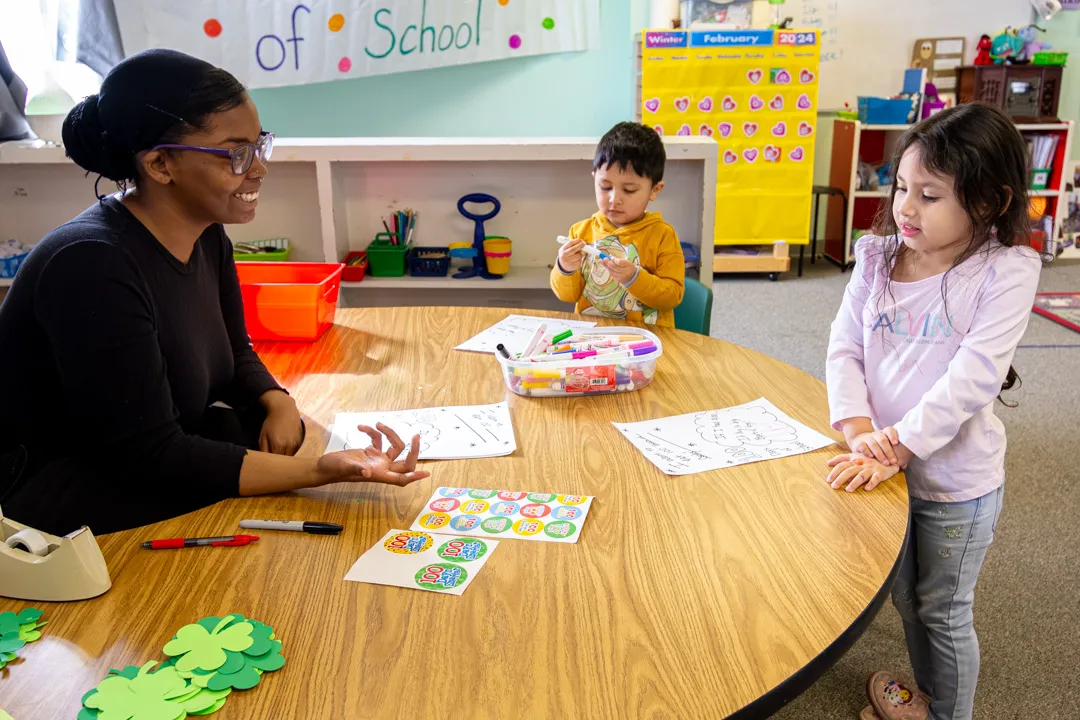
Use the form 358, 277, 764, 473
580, 236, 659, 325
870, 306, 956, 347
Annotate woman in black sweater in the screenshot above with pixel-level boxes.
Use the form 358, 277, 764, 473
0, 50, 426, 535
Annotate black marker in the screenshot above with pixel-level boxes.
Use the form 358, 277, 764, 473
239, 520, 343, 535
496, 343, 512, 359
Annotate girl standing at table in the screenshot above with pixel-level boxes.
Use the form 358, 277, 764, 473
0, 50, 426, 536
823, 104, 1041, 720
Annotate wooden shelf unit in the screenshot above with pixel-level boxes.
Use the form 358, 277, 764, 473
825, 119, 1075, 267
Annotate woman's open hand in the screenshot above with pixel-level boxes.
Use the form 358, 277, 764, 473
317, 423, 429, 487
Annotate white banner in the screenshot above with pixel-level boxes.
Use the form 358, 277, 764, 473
113, 0, 601, 89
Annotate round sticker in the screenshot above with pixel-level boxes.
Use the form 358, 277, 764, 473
480, 516, 512, 534
439, 487, 468, 498
512, 518, 544, 536
552, 505, 583, 521
527, 492, 556, 503
490, 501, 520, 516
544, 521, 577, 539
437, 538, 489, 562
450, 514, 483, 532
415, 563, 468, 591
497, 491, 528, 502
459, 499, 490, 514
418, 512, 452, 530
557, 495, 587, 505
468, 489, 496, 499
519, 503, 551, 519
429, 498, 460, 513
383, 531, 433, 554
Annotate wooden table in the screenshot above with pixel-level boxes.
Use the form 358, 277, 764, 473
0, 307, 909, 719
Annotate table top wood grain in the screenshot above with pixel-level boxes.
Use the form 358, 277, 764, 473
0, 307, 908, 719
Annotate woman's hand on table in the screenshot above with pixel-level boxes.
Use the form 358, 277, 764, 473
825, 452, 901, 493
318, 423, 429, 487
259, 390, 305, 455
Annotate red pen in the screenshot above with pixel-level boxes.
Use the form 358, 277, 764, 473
140, 534, 259, 550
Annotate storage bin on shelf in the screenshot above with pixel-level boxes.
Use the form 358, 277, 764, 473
341, 251, 369, 282
408, 247, 451, 277
232, 237, 290, 261
235, 262, 343, 342
0, 251, 30, 279
365, 233, 408, 277
496, 326, 662, 397
857, 96, 911, 125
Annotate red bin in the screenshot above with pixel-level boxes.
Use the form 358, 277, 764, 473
235, 262, 344, 341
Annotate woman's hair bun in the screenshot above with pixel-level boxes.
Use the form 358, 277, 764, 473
62, 94, 138, 182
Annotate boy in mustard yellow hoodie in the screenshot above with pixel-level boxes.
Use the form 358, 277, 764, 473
551, 122, 685, 327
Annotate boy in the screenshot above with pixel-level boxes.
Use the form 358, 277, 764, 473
550, 122, 685, 326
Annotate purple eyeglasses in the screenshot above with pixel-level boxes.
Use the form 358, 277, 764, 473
150, 132, 274, 175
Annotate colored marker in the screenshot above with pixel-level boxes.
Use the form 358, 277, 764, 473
239, 520, 343, 535
521, 323, 547, 357
552, 329, 574, 344
580, 244, 612, 261
141, 535, 259, 550
496, 343, 512, 359
633, 345, 658, 356
572, 350, 597, 360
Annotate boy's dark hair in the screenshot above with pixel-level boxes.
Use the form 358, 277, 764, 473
593, 122, 666, 185
871, 102, 1034, 404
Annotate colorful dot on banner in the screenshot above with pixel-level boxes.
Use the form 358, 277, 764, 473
498, 0, 510, 5
509, 34, 522, 49
328, 13, 345, 32
203, 19, 222, 38
542, 17, 555, 30
338, 57, 352, 73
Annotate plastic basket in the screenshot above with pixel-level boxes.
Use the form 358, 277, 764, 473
680, 242, 701, 268
235, 262, 343, 342
1033, 51, 1068, 66
857, 96, 911, 125
232, 238, 290, 262
496, 326, 663, 397
0, 251, 30, 279
408, 247, 451, 277
366, 233, 409, 277
341, 251, 369, 282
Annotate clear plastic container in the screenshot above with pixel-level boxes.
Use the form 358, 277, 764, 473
496, 326, 663, 397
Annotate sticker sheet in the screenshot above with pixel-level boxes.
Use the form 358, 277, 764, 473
326, 402, 515, 460
454, 314, 596, 355
344, 529, 498, 596
613, 397, 836, 476
411, 488, 594, 544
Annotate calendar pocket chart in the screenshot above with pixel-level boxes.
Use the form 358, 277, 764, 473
412, 488, 594, 544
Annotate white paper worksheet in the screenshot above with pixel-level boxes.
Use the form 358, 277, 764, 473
326, 402, 516, 460
344, 529, 498, 596
613, 398, 836, 476
454, 314, 596, 355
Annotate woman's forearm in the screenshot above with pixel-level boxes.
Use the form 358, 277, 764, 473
238, 450, 327, 496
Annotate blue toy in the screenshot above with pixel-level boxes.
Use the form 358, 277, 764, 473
991, 29, 1023, 64
455, 193, 503, 280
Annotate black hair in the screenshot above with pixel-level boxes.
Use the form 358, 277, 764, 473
593, 121, 666, 185
871, 102, 1034, 404
62, 50, 247, 191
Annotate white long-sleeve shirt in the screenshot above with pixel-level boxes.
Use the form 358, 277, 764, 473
826, 236, 1041, 502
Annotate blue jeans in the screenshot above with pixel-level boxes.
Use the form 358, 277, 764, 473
891, 485, 1004, 720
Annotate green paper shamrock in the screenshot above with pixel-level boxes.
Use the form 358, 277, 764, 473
205, 639, 284, 692
17, 608, 42, 625
19, 620, 46, 642
163, 616, 254, 673
77, 709, 100, 720
82, 661, 193, 720
188, 696, 228, 716
0, 631, 24, 655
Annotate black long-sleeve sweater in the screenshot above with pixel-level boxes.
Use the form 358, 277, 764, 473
0, 196, 282, 534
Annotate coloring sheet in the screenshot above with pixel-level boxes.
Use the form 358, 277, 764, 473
411, 488, 594, 544
455, 314, 596, 355
326, 402, 516, 460
344, 529, 497, 596
613, 398, 836, 476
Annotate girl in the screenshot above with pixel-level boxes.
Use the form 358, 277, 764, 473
824, 103, 1041, 720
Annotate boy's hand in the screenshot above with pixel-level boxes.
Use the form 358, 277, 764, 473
848, 427, 901, 466
602, 257, 638, 284
557, 238, 585, 272
825, 452, 901, 492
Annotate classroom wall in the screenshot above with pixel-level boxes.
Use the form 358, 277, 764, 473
250, 0, 634, 138
1043, 11, 1080, 158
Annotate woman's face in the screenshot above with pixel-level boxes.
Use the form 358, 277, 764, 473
155, 96, 268, 225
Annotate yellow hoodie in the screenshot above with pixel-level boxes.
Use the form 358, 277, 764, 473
550, 211, 685, 327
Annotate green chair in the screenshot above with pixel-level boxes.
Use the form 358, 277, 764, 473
673, 278, 713, 336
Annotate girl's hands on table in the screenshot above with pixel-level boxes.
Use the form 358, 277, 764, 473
317, 423, 429, 487
848, 426, 902, 467
825, 452, 902, 492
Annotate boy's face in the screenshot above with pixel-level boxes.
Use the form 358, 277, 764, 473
593, 163, 664, 228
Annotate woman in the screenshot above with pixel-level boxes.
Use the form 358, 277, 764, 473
0, 49, 426, 535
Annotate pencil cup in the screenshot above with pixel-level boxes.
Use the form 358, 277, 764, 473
483, 237, 512, 276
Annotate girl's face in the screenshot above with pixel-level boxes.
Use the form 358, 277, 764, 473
893, 146, 972, 255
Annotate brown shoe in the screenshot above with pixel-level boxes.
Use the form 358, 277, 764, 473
860, 706, 882, 720
867, 671, 929, 720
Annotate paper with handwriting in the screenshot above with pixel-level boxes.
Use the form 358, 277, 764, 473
455, 314, 596, 355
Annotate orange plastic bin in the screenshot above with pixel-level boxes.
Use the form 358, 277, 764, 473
235, 262, 344, 341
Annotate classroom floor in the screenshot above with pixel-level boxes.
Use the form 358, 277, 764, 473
715, 259, 1080, 720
